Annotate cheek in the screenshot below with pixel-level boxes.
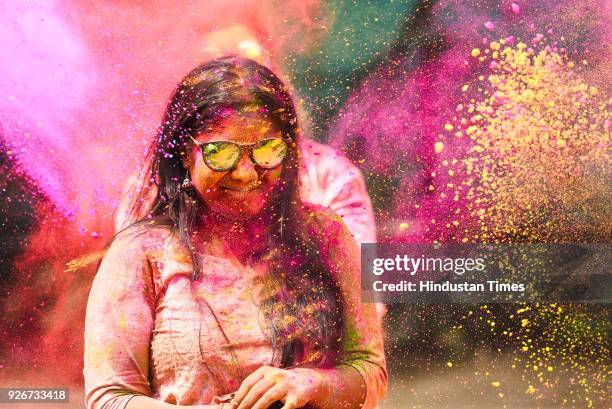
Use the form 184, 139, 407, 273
262, 167, 283, 186
190, 158, 226, 195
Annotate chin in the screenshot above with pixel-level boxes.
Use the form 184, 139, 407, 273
201, 184, 281, 221
207, 198, 269, 221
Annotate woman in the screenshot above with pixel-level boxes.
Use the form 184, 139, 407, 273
83, 56, 387, 409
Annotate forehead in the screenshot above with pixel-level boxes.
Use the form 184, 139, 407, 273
192, 106, 281, 144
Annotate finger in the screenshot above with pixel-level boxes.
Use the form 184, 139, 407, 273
280, 394, 298, 409
232, 366, 268, 406
236, 377, 275, 409
250, 384, 286, 409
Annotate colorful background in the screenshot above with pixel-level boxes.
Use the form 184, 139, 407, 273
0, 1, 609, 408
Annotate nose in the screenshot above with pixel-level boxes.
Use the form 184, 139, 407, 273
229, 150, 258, 184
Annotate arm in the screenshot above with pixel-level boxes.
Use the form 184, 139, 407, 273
299, 140, 387, 321
230, 206, 387, 409
127, 396, 221, 409
84, 231, 223, 409
83, 231, 152, 409
303, 208, 388, 409
83, 231, 157, 409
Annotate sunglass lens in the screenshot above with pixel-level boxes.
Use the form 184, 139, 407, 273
252, 139, 287, 168
202, 141, 240, 171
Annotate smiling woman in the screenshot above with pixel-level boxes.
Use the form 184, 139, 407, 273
83, 56, 387, 409
184, 108, 287, 220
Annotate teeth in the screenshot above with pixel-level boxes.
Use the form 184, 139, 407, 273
222, 187, 257, 192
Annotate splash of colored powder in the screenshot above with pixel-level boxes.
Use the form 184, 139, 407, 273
427, 41, 610, 406
325, 0, 610, 242
461, 303, 609, 408
430, 41, 610, 243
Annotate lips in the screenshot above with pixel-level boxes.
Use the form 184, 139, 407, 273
219, 185, 259, 193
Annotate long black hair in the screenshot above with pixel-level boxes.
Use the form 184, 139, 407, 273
124, 55, 343, 369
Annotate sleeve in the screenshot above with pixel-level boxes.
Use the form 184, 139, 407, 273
298, 140, 377, 244
83, 232, 156, 409
299, 140, 387, 322
307, 208, 388, 409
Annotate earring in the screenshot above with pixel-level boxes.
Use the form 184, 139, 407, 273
181, 174, 195, 194
181, 174, 193, 190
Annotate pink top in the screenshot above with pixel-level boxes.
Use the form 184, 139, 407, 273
83, 217, 387, 409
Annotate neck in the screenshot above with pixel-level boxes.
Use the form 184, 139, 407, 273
192, 210, 276, 262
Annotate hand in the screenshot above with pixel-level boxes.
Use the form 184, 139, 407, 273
231, 365, 327, 409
